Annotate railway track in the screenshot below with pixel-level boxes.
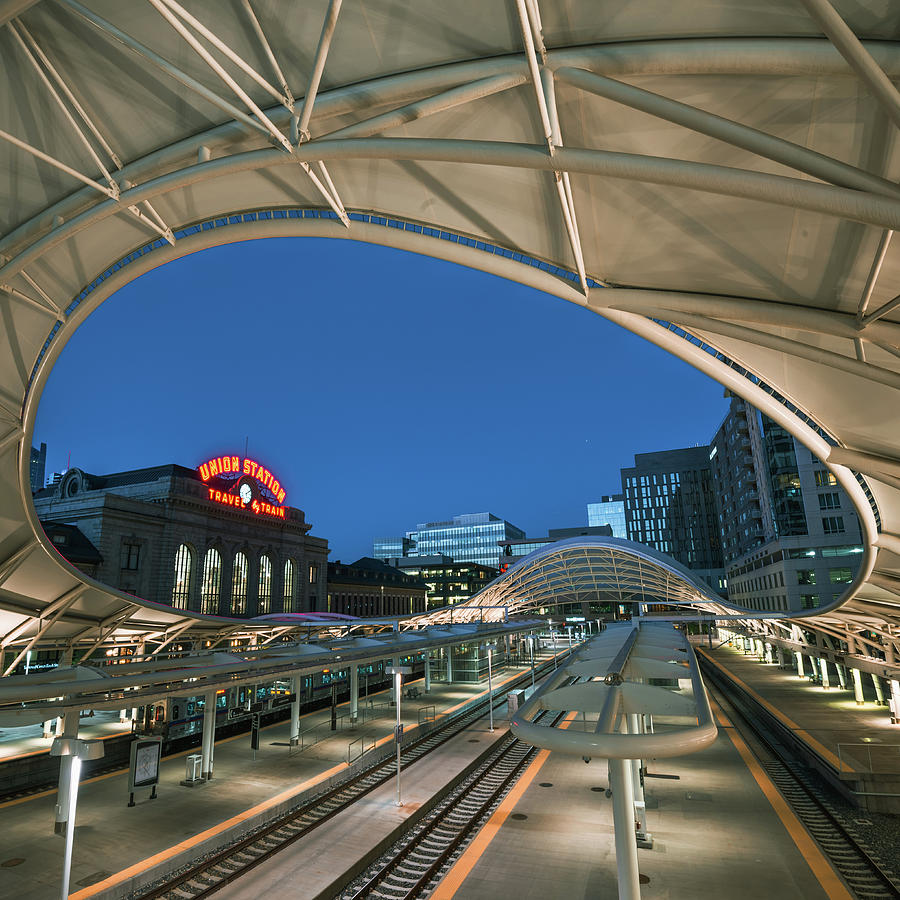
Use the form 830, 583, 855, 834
133, 657, 562, 900
338, 709, 566, 900
701, 659, 900, 900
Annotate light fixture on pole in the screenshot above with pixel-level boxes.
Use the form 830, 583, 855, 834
487, 644, 495, 732
51, 737, 104, 900
529, 634, 535, 689
386, 665, 411, 806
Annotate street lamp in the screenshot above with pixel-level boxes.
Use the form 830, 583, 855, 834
529, 634, 535, 689
50, 737, 104, 900
487, 644, 495, 732
386, 665, 411, 806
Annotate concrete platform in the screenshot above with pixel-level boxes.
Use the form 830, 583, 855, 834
696, 641, 900, 812
0, 653, 557, 900
428, 708, 849, 900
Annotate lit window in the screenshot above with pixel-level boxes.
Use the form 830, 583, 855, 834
258, 555, 272, 613
829, 567, 853, 585
814, 470, 838, 487
309, 562, 319, 584
283, 559, 295, 611
232, 552, 248, 614
172, 544, 193, 609
200, 548, 222, 615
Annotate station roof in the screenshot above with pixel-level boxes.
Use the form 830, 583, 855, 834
1, 2, 900, 671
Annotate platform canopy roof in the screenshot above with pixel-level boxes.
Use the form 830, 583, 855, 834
2, 1, 900, 669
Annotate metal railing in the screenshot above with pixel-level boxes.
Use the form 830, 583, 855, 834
347, 735, 376, 764
837, 742, 900, 775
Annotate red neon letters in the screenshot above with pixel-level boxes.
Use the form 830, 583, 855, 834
198, 455, 287, 505
207, 488, 286, 519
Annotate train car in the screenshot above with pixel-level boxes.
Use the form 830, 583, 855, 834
151, 653, 427, 751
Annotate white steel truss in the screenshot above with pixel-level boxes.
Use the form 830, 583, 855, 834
1, 3, 900, 686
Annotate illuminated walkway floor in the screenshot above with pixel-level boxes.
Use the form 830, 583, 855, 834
698, 641, 900, 788
424, 707, 842, 900
0, 655, 556, 900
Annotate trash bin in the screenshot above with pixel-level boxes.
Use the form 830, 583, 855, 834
184, 753, 202, 784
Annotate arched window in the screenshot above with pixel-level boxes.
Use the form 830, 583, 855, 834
201, 549, 222, 615
258, 555, 272, 614
283, 559, 294, 612
232, 552, 248, 614
172, 544, 193, 609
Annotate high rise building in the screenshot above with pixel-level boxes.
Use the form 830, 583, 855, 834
383, 555, 497, 609
373, 512, 525, 569
29, 442, 46, 494
709, 395, 863, 612
587, 494, 627, 538
621, 447, 725, 594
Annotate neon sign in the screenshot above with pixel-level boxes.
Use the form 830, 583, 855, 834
198, 455, 288, 519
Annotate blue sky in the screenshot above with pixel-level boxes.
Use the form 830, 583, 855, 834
34, 237, 728, 562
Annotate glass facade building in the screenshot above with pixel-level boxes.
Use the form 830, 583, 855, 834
374, 512, 525, 569
587, 495, 627, 538
621, 447, 725, 595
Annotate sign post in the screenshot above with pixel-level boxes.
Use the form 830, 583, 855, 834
127, 735, 161, 807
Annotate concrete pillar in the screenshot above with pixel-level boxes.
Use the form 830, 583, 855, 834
446, 646, 453, 683
609, 757, 641, 900
349, 665, 359, 723
835, 664, 847, 690
872, 673, 886, 704
290, 674, 301, 742
852, 668, 865, 705
795, 651, 805, 678
42, 719, 54, 739
54, 713, 78, 834
201, 689, 216, 780
819, 657, 830, 689
424, 653, 431, 693
890, 680, 900, 724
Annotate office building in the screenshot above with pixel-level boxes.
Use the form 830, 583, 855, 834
709, 395, 863, 612
587, 494, 627, 538
29, 442, 46, 494
498, 525, 614, 572
374, 512, 525, 570
33, 454, 329, 617
383, 555, 497, 609
621, 447, 725, 595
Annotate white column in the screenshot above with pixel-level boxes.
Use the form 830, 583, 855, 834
446, 646, 453, 682
890, 680, 900, 724
201, 689, 216, 780
609, 757, 641, 900
54, 713, 78, 834
795, 651, 805, 678
290, 674, 301, 742
819, 657, 830, 689
43, 719, 55, 739
852, 667, 865, 705
424, 653, 431, 693
350, 664, 359, 723
872, 673, 886, 703
625, 714, 644, 805
119, 708, 129, 722
835, 664, 847, 690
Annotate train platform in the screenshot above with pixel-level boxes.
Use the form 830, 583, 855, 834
0, 652, 559, 900
426, 699, 851, 900
202, 683, 852, 900
695, 640, 900, 812
0, 711, 132, 763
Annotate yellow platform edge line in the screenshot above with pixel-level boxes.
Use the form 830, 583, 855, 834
696, 646, 850, 773
430, 712, 577, 900
712, 699, 855, 900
